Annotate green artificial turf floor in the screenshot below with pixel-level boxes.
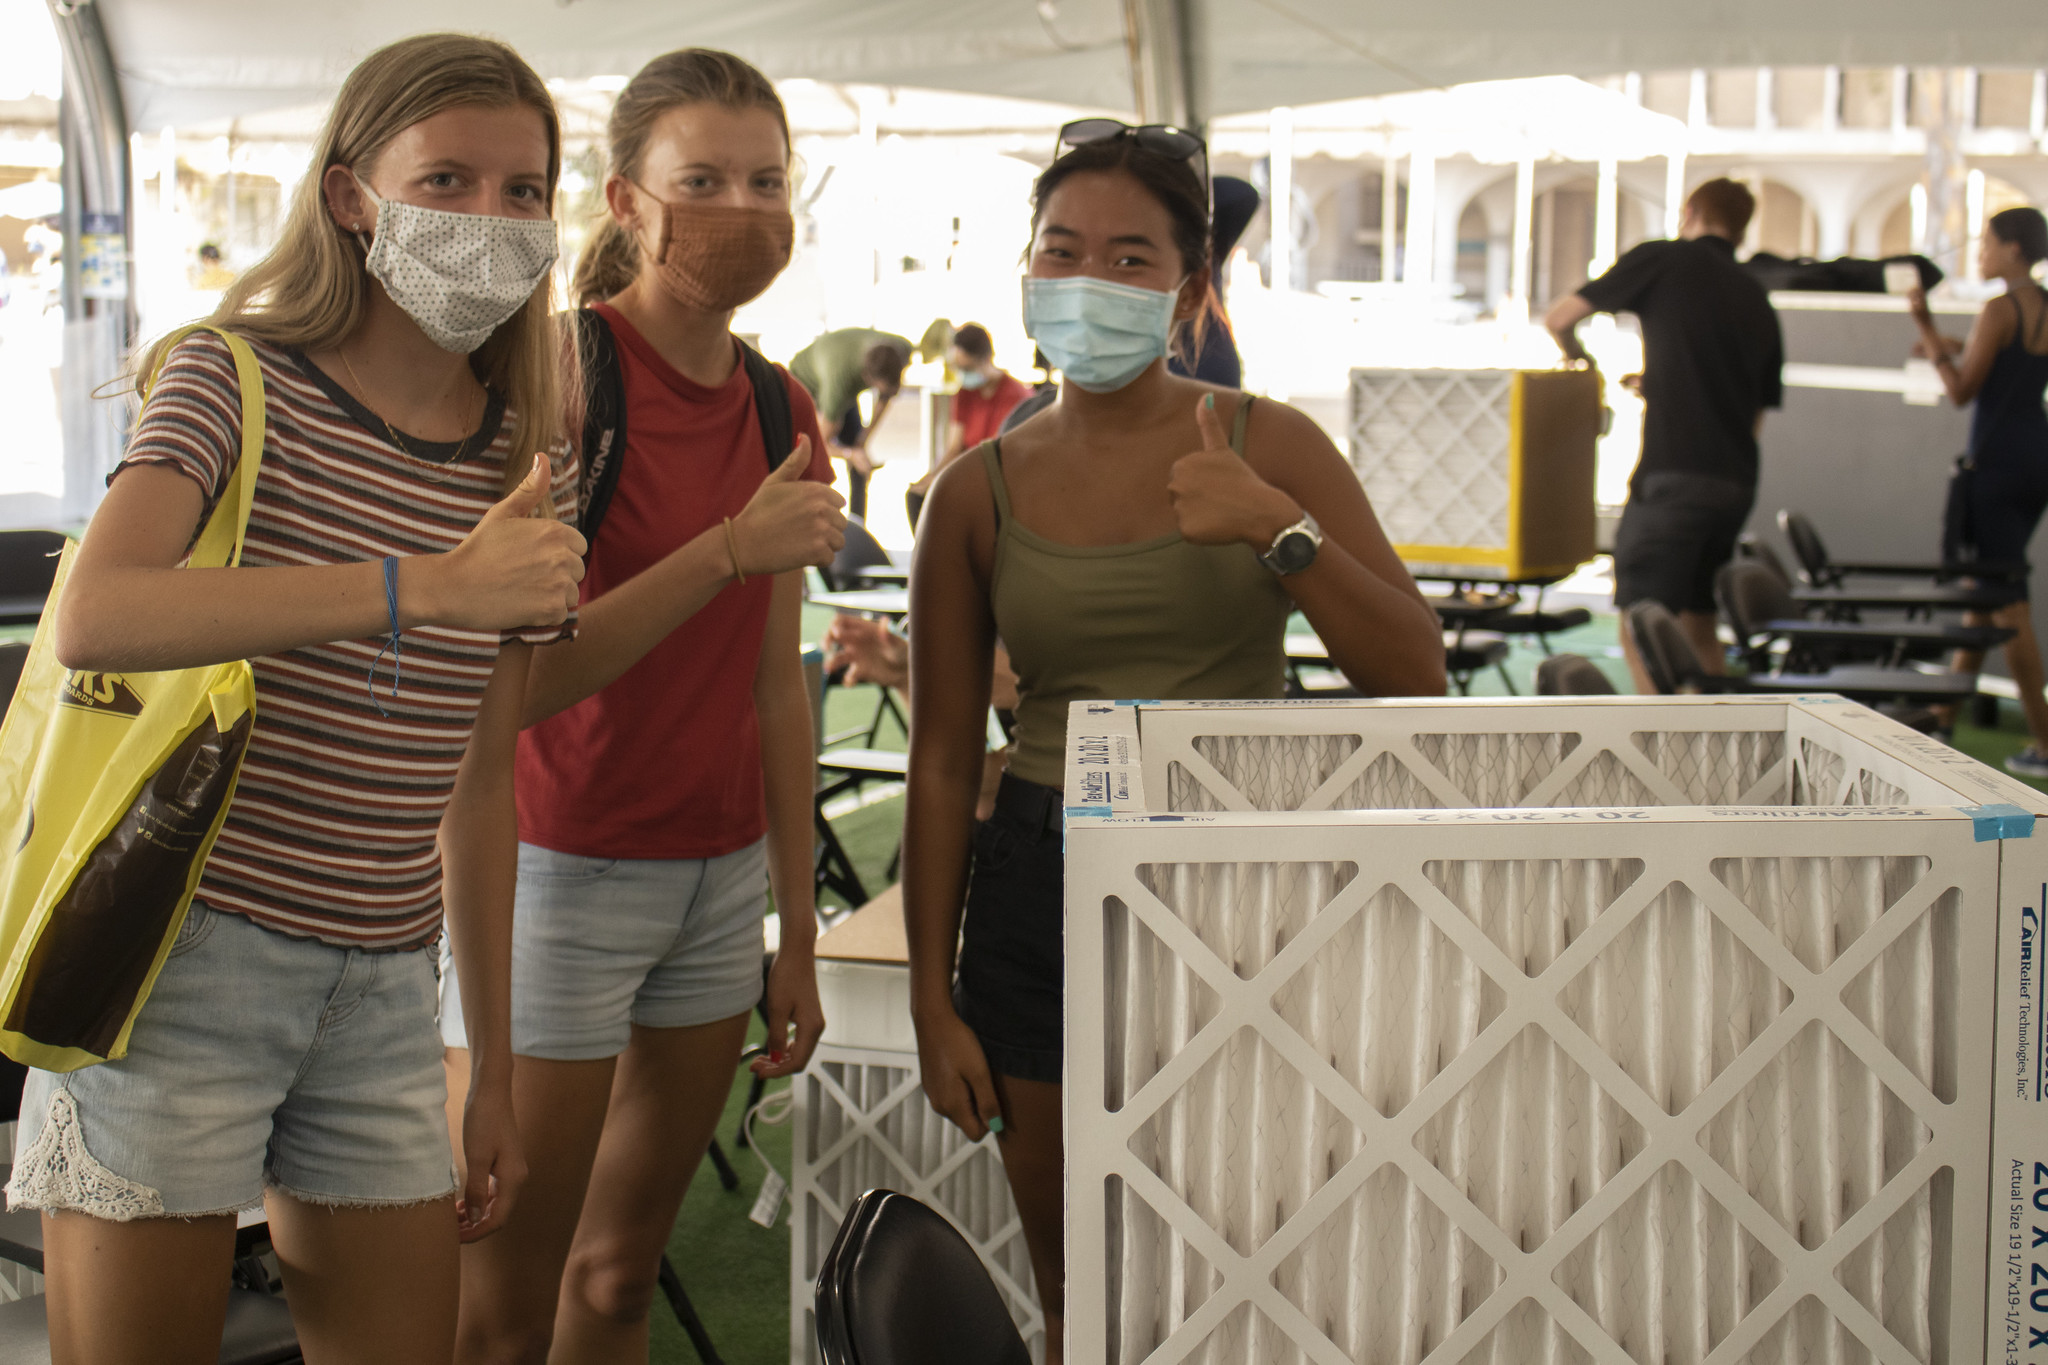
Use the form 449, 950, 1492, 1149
651, 602, 2048, 1363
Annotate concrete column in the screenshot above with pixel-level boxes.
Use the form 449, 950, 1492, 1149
1664, 152, 1687, 238
1508, 156, 1534, 322
1823, 66, 1842, 133
1592, 158, 1619, 277
1402, 150, 1435, 287
1269, 106, 1293, 292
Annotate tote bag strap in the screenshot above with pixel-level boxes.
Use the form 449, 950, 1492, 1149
145, 324, 267, 571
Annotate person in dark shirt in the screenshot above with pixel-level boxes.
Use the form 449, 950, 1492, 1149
1546, 177, 1785, 692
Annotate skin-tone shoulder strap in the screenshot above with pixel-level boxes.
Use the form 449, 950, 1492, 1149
978, 440, 1009, 531
1229, 393, 1256, 455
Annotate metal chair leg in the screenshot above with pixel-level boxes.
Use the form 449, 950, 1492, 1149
658, 1254, 727, 1365
704, 1138, 741, 1192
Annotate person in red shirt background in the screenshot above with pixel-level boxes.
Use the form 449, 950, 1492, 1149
444, 49, 847, 1364
905, 322, 1031, 527
945, 323, 1031, 451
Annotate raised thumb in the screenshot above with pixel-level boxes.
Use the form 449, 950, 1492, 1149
766, 434, 812, 484
1196, 392, 1230, 450
481, 454, 550, 524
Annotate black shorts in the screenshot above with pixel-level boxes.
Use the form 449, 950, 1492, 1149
953, 774, 1064, 1085
1612, 472, 1756, 615
1967, 454, 2048, 599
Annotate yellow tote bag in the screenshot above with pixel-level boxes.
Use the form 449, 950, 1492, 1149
0, 324, 264, 1071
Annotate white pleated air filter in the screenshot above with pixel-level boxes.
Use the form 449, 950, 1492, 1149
1063, 695, 2048, 1365
1348, 367, 1600, 581
789, 1044, 1046, 1363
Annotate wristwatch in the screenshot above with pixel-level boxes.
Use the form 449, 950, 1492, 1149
1258, 511, 1322, 576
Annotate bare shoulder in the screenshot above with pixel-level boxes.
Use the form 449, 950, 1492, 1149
1240, 395, 1345, 470
922, 439, 998, 552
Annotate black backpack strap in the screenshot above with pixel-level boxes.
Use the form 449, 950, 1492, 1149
573, 307, 628, 544
739, 341, 794, 473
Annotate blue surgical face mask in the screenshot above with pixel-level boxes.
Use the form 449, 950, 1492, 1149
957, 367, 989, 390
1022, 276, 1179, 393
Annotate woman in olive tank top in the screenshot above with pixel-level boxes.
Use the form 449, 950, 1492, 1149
902, 127, 1446, 1359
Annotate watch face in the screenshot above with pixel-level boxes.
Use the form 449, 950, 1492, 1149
1270, 529, 1317, 574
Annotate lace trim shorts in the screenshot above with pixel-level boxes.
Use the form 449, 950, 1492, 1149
7, 902, 454, 1220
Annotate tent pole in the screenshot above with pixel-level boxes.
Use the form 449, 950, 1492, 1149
1122, 0, 1198, 131
48, 0, 132, 527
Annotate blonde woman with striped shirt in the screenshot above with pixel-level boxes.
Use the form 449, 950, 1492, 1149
15, 34, 584, 1365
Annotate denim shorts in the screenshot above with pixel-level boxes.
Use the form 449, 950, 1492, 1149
953, 775, 1065, 1085
7, 903, 454, 1220
438, 840, 768, 1062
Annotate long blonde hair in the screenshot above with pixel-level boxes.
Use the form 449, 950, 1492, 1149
570, 49, 791, 307
141, 33, 568, 487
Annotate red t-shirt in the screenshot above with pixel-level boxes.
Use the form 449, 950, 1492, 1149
516, 302, 830, 859
952, 371, 1031, 447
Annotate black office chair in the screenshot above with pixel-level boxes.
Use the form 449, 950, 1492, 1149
1534, 653, 1616, 696
820, 518, 897, 593
1716, 559, 2010, 674
1777, 508, 2023, 589
1735, 531, 1793, 588
0, 531, 65, 628
815, 1190, 1030, 1365
0, 644, 26, 715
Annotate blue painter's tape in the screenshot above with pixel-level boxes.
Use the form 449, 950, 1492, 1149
1963, 802, 2036, 842
1065, 805, 1112, 819
1113, 699, 1160, 707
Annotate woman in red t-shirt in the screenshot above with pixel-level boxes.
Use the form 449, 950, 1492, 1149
448, 49, 842, 1362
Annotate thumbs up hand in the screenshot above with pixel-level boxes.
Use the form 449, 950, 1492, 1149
414, 454, 588, 631
1167, 393, 1302, 548
730, 436, 847, 577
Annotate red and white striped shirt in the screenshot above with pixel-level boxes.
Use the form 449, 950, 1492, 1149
118, 331, 576, 950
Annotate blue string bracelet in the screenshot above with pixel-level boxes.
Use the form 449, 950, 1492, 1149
366, 555, 404, 717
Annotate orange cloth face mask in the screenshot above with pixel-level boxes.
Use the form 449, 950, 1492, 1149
635, 188, 794, 313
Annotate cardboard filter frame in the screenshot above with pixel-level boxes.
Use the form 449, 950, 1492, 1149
1061, 694, 2048, 1365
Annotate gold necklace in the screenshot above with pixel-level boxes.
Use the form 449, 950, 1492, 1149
338, 346, 481, 482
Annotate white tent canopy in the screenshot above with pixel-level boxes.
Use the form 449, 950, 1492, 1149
95, 0, 2048, 133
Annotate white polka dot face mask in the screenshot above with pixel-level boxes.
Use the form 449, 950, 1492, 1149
356, 180, 560, 354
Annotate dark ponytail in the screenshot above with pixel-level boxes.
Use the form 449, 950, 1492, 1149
1990, 206, 2048, 267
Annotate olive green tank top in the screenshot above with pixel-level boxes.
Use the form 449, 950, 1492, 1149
983, 396, 1291, 788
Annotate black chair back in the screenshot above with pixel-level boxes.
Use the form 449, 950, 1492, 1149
1715, 560, 1798, 654
0, 531, 65, 598
0, 643, 26, 719
816, 1189, 1030, 1365
1735, 532, 1792, 589
1534, 653, 1616, 696
1775, 510, 1835, 587
1624, 600, 1707, 695
822, 518, 895, 592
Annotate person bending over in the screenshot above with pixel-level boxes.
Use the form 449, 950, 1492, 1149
791, 326, 910, 520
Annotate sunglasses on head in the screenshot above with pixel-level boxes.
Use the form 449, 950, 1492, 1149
1056, 118, 1211, 204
